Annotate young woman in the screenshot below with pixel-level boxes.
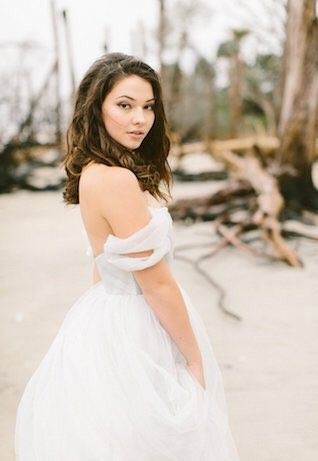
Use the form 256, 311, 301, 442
15, 53, 240, 460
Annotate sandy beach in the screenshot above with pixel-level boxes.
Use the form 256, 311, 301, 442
1, 180, 318, 460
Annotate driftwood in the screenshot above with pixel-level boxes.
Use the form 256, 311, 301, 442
170, 181, 253, 219
282, 220, 318, 240
171, 136, 318, 158
169, 147, 318, 319
214, 149, 303, 267
171, 150, 304, 267
173, 168, 227, 182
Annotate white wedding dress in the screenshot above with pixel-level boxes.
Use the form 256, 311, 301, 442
15, 205, 240, 461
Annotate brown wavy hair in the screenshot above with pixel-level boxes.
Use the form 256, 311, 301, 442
62, 52, 172, 205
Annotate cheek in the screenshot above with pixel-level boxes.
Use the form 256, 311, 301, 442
103, 107, 126, 131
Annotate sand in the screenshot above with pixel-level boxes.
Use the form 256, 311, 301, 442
1, 181, 318, 460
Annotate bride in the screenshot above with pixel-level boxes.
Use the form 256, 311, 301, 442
15, 52, 240, 460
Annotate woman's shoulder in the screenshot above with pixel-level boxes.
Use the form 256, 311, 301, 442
80, 162, 139, 195
81, 162, 136, 182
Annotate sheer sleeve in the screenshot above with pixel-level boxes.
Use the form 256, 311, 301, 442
101, 209, 172, 271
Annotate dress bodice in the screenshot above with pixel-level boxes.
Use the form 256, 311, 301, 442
94, 206, 174, 295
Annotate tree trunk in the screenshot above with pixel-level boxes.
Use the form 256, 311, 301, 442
62, 9, 76, 101
50, 0, 62, 148
205, 76, 217, 140
278, 0, 318, 209
229, 51, 243, 137
157, 0, 166, 78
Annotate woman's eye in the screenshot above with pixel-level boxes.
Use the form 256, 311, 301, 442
118, 102, 154, 111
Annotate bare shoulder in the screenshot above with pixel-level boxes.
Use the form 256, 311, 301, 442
80, 163, 139, 195
79, 163, 147, 221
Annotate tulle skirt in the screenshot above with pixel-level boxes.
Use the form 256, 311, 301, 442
15, 281, 240, 460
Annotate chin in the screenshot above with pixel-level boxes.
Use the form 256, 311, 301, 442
122, 140, 143, 150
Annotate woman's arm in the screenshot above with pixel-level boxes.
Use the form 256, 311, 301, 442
141, 278, 203, 366
84, 165, 204, 380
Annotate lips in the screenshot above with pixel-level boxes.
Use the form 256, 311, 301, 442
128, 131, 145, 135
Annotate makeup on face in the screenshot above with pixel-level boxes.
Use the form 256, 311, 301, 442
101, 75, 156, 150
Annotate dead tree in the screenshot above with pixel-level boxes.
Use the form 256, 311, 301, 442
278, 0, 318, 210
157, 0, 167, 78
62, 9, 76, 100
217, 29, 249, 138
50, 0, 62, 148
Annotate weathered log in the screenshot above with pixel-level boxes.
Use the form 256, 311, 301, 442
215, 221, 263, 258
173, 168, 227, 182
170, 147, 304, 267
278, 0, 318, 210
170, 136, 318, 158
282, 220, 318, 239
213, 148, 303, 266
169, 180, 253, 218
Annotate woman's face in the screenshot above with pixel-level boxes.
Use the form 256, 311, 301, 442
101, 75, 156, 150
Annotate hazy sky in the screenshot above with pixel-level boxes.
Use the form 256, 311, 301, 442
1, 0, 284, 96
2, 1, 219, 83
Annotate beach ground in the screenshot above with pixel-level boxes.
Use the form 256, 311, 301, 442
1, 182, 318, 461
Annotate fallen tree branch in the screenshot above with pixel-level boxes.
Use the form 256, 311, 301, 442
214, 149, 303, 267
170, 136, 318, 158
169, 145, 317, 319
282, 220, 318, 240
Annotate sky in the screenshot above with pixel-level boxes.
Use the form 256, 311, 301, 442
1, 0, 215, 90
1, 0, 285, 97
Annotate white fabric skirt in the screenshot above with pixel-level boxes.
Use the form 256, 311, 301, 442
15, 281, 240, 461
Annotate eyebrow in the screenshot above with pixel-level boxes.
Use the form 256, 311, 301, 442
116, 95, 155, 102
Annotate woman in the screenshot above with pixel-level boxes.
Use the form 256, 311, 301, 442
15, 53, 240, 460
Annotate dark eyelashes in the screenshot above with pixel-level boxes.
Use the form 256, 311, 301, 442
117, 102, 155, 110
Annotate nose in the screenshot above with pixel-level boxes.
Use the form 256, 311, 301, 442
132, 107, 146, 125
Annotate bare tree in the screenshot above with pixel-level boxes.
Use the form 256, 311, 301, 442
278, 0, 318, 209
217, 29, 249, 137
157, 0, 168, 77
244, 54, 281, 135
61, 9, 76, 100
153, 0, 213, 139
50, 0, 62, 147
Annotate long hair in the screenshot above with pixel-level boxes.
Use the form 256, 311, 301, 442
62, 52, 172, 205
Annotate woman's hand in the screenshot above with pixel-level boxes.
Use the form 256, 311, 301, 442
187, 362, 206, 390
